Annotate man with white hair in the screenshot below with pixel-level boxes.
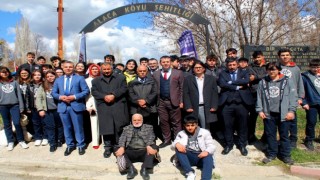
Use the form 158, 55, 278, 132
115, 113, 159, 180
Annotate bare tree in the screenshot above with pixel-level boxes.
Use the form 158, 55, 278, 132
107, 46, 123, 63
0, 39, 14, 67
14, 17, 33, 65
134, 0, 319, 61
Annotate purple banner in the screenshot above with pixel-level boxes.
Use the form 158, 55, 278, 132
178, 30, 197, 58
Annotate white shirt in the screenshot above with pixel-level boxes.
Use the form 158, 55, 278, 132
161, 68, 172, 79
64, 74, 73, 92
196, 75, 204, 104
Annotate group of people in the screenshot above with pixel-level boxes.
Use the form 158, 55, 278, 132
0, 47, 319, 179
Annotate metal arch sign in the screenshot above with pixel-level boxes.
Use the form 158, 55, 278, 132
80, 3, 210, 33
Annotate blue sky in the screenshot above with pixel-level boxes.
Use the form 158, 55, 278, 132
0, 11, 22, 42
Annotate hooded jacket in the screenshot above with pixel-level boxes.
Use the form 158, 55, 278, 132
301, 71, 320, 106
256, 74, 298, 121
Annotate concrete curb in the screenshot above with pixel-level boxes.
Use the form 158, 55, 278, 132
290, 165, 320, 179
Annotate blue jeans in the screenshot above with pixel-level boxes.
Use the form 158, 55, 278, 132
43, 110, 64, 146
0, 104, 24, 142
305, 105, 320, 142
175, 149, 214, 180
32, 108, 44, 140
264, 112, 291, 158
289, 112, 297, 143
59, 106, 85, 148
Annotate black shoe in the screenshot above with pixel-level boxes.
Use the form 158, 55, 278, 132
262, 156, 276, 164
290, 141, 297, 149
57, 141, 63, 147
127, 165, 138, 179
103, 149, 112, 158
248, 136, 258, 145
239, 147, 248, 156
221, 147, 232, 155
158, 142, 171, 148
279, 157, 294, 165
304, 141, 314, 151
64, 147, 76, 156
49, 146, 57, 152
140, 168, 150, 180
78, 147, 85, 155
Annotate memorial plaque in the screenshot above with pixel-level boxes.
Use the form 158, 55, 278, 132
243, 45, 320, 71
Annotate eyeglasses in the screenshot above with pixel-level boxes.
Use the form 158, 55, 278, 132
194, 67, 204, 69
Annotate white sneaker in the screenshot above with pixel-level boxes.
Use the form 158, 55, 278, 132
34, 140, 42, 146
7, 142, 14, 151
186, 171, 196, 180
19, 141, 29, 149
41, 139, 48, 146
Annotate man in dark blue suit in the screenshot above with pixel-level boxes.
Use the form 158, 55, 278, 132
52, 61, 89, 156
218, 58, 254, 156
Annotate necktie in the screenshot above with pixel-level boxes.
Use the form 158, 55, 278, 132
140, 78, 144, 83
65, 76, 70, 95
232, 73, 235, 81
164, 72, 167, 80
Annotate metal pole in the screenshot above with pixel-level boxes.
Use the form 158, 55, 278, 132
58, 0, 64, 59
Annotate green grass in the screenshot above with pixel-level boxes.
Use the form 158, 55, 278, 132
256, 108, 320, 164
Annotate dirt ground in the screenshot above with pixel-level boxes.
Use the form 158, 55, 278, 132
0, 139, 311, 180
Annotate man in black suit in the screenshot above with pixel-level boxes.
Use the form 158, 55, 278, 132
183, 60, 219, 130
218, 58, 254, 156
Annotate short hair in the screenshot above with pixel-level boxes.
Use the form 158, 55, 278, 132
206, 54, 218, 61
226, 48, 237, 54
63, 60, 74, 66
42, 64, 53, 69
179, 55, 190, 62
189, 57, 197, 62
238, 57, 249, 62
277, 48, 291, 56
104, 54, 115, 62
115, 63, 124, 68
37, 56, 46, 61
309, 59, 320, 67
225, 57, 238, 64
266, 62, 281, 71
139, 57, 149, 63
50, 56, 61, 62
192, 60, 206, 69
160, 55, 171, 62
149, 58, 158, 62
183, 116, 198, 124
170, 55, 179, 62
101, 62, 113, 68
252, 51, 263, 58
27, 52, 35, 57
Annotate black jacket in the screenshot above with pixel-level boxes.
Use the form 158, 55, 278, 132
128, 77, 157, 116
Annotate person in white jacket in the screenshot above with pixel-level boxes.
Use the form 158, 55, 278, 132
171, 116, 216, 180
85, 64, 101, 149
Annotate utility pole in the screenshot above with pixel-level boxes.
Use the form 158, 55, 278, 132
57, 0, 64, 59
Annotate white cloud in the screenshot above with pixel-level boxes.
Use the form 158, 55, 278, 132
0, 0, 176, 62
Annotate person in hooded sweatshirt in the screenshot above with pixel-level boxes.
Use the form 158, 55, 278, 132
0, 66, 28, 150
256, 62, 298, 165
278, 48, 305, 149
301, 59, 320, 151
